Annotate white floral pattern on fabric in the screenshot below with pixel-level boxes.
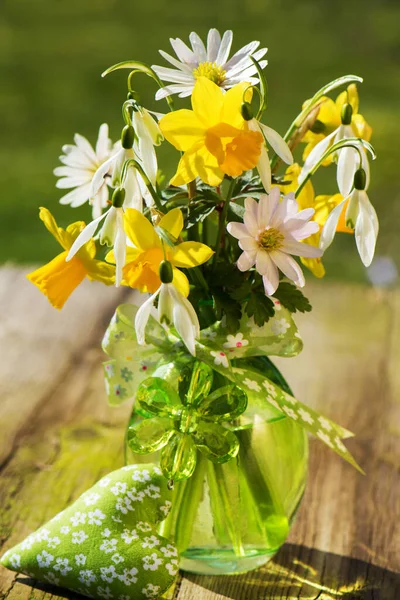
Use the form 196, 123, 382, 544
271, 318, 290, 336
210, 350, 229, 368
223, 333, 249, 352
1, 465, 177, 600
243, 378, 261, 392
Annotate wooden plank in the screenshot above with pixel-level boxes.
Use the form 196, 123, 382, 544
0, 269, 398, 600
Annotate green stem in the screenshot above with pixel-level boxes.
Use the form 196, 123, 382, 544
213, 179, 235, 269
294, 137, 375, 199
270, 74, 363, 171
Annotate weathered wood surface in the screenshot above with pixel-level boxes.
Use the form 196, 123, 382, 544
0, 266, 399, 599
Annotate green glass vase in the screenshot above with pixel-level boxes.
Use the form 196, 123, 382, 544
125, 355, 308, 575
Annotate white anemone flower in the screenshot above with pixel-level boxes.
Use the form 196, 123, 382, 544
248, 118, 293, 192
135, 283, 200, 356
152, 29, 267, 100
54, 124, 116, 219
299, 122, 370, 199
320, 169, 378, 267
227, 187, 322, 296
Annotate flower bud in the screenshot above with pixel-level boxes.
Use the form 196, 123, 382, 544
354, 168, 366, 191
159, 260, 173, 284
112, 187, 126, 208
121, 125, 135, 149
341, 103, 353, 125
310, 119, 325, 134
240, 102, 253, 121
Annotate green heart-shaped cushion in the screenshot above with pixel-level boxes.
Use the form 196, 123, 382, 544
1, 464, 177, 600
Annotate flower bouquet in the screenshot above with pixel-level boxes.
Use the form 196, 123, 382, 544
26, 28, 377, 577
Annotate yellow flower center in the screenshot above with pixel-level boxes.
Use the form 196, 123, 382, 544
257, 228, 285, 252
193, 62, 226, 86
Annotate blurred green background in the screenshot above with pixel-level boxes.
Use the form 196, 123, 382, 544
1, 0, 399, 282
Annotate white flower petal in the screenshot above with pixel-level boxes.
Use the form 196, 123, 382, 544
156, 51, 192, 73
59, 183, 91, 207
226, 221, 250, 239
223, 40, 259, 69
257, 188, 280, 229
92, 185, 109, 219
189, 32, 207, 62
244, 197, 259, 236
151, 66, 193, 84
216, 30, 233, 65
169, 38, 196, 65
91, 153, 117, 196
256, 139, 271, 193
96, 124, 111, 162
56, 175, 90, 189
299, 128, 338, 184
123, 167, 143, 211
114, 220, 127, 287
239, 237, 258, 252
73, 133, 97, 164
258, 123, 293, 165
288, 220, 320, 240
337, 146, 358, 197
320, 199, 347, 251
260, 254, 279, 295
355, 191, 378, 267
237, 251, 256, 271
135, 290, 160, 346
66, 212, 107, 261
226, 48, 268, 78
270, 251, 305, 287
155, 84, 192, 100
281, 238, 322, 258
207, 29, 221, 62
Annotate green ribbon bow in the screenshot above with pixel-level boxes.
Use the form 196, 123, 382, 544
102, 303, 363, 474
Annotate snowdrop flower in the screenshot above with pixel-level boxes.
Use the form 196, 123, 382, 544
66, 188, 127, 286
227, 188, 322, 295
54, 124, 116, 218
135, 261, 200, 356
299, 102, 370, 198
242, 101, 293, 192
153, 28, 267, 100
320, 168, 378, 267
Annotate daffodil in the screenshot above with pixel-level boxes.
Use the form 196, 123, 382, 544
54, 124, 116, 218
159, 77, 263, 186
300, 85, 372, 198
27, 208, 115, 309
114, 208, 214, 296
152, 29, 267, 99
227, 188, 322, 295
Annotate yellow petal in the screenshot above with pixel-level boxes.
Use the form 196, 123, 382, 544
351, 114, 372, 142
336, 84, 359, 114
219, 129, 263, 177
222, 82, 252, 129
192, 77, 224, 128
278, 163, 315, 210
300, 233, 326, 278
316, 97, 341, 131
158, 208, 184, 240
85, 260, 116, 285
171, 143, 224, 187
159, 109, 205, 151
38, 207, 72, 251
123, 259, 161, 293
105, 246, 141, 265
172, 267, 190, 297
27, 251, 86, 310
314, 193, 344, 227
124, 209, 159, 250
171, 242, 214, 268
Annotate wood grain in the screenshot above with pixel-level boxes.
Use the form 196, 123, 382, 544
0, 268, 398, 599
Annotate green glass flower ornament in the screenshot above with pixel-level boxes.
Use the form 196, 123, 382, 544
127, 361, 248, 481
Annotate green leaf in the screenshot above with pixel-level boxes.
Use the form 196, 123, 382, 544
212, 291, 242, 334
229, 280, 252, 302
245, 292, 275, 327
187, 199, 217, 229
273, 282, 312, 313
208, 262, 245, 289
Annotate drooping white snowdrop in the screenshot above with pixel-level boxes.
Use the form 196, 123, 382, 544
320, 168, 378, 267
227, 187, 322, 296
299, 102, 370, 199
152, 29, 267, 100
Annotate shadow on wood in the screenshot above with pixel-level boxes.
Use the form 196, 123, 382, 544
179, 543, 400, 599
